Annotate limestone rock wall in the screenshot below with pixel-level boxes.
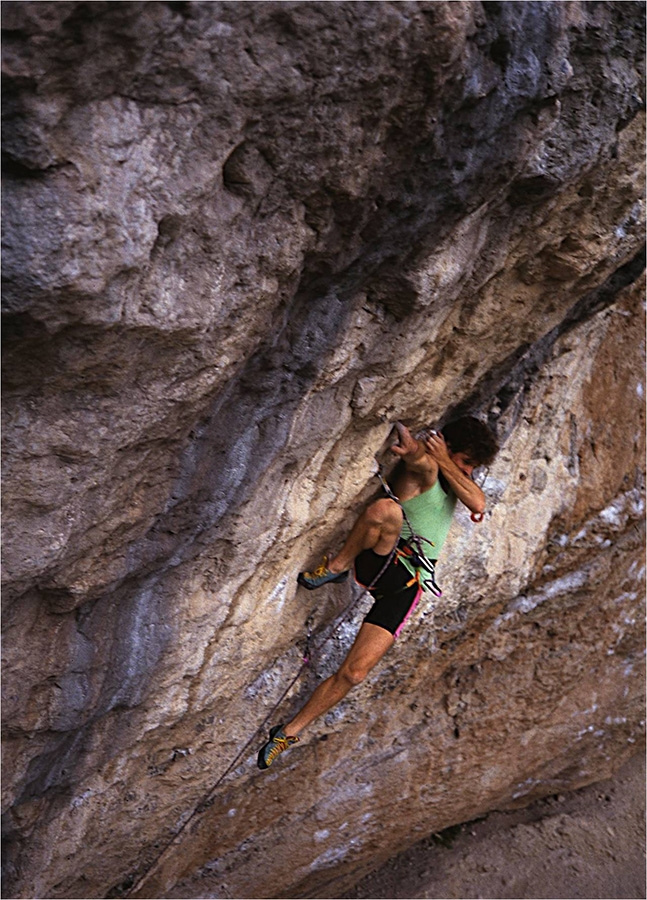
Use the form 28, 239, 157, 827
2, 3, 645, 898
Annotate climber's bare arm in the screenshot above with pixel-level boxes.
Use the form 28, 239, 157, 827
390, 423, 434, 470
424, 432, 486, 515
389, 423, 438, 497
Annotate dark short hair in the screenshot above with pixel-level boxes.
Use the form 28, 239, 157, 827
441, 416, 499, 466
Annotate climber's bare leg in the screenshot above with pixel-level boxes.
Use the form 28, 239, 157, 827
284, 623, 394, 738
285, 499, 401, 737
327, 498, 403, 574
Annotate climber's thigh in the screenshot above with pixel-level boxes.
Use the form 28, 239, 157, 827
355, 542, 422, 639
363, 582, 420, 638
364, 498, 403, 554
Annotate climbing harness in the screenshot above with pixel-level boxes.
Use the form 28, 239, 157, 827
373, 461, 443, 597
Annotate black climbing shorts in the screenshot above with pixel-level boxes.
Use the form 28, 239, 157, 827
354, 539, 435, 639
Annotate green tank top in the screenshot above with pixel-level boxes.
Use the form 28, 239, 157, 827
399, 478, 457, 579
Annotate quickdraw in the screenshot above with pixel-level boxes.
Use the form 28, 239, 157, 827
374, 461, 443, 597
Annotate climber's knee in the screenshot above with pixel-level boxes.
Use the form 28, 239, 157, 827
365, 497, 402, 530
337, 661, 368, 688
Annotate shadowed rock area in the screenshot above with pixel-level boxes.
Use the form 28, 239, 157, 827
1, 2, 645, 898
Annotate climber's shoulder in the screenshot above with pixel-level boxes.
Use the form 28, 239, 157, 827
389, 458, 439, 501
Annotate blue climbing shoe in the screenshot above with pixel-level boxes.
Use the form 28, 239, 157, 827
297, 557, 349, 590
257, 724, 299, 770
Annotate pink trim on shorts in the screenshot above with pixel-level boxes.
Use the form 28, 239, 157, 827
393, 586, 423, 640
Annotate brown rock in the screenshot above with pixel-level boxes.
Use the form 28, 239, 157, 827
1, 2, 644, 898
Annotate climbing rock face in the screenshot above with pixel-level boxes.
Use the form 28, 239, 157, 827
2, 2, 644, 898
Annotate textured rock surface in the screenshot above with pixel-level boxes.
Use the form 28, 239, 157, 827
345, 752, 646, 900
1, 2, 645, 898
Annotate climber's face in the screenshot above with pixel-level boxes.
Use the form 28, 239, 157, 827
449, 451, 477, 479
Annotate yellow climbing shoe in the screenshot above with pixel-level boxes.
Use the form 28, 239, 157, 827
297, 557, 349, 590
257, 724, 299, 770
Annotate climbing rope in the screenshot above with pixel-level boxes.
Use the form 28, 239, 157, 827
126, 569, 369, 897
126, 452, 477, 895
125, 660, 303, 895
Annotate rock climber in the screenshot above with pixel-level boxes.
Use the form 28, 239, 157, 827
257, 416, 499, 769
